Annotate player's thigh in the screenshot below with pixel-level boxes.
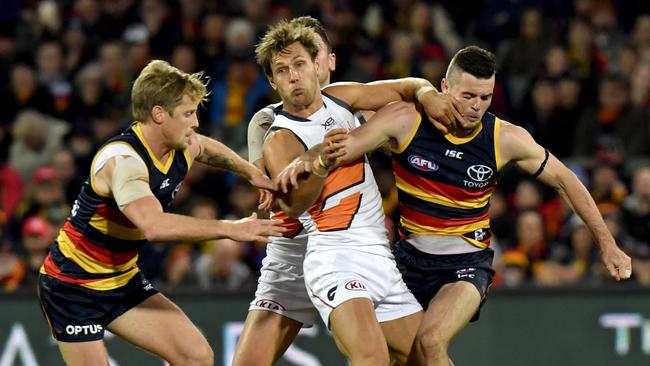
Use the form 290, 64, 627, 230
380, 310, 423, 365
420, 281, 481, 342
58, 339, 109, 366
329, 298, 388, 358
233, 310, 303, 366
106, 293, 211, 363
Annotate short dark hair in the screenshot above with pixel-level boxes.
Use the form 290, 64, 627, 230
291, 16, 332, 52
446, 46, 496, 81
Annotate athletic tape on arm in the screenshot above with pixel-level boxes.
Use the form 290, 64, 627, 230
112, 156, 154, 210
247, 107, 275, 163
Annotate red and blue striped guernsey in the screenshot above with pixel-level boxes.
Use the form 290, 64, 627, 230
40, 122, 192, 290
392, 111, 503, 249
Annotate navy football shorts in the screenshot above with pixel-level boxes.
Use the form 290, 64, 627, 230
393, 239, 495, 321
37, 272, 158, 342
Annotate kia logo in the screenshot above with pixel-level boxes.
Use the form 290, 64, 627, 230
408, 155, 439, 172
467, 165, 493, 182
255, 299, 286, 311
344, 280, 367, 291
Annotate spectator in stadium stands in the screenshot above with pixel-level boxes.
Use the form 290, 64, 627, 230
10, 166, 70, 244
632, 15, 650, 61
0, 225, 24, 292
589, 161, 628, 212
8, 110, 69, 181
163, 199, 221, 290
0, 154, 23, 227
171, 43, 198, 73
488, 189, 516, 250
98, 41, 131, 118
630, 61, 650, 111
500, 7, 549, 111
535, 215, 603, 286
516, 210, 550, 282
553, 73, 584, 157
52, 148, 82, 205
496, 249, 529, 288
35, 40, 72, 118
195, 238, 253, 291
0, 63, 55, 124
68, 62, 108, 131
17, 216, 51, 288
574, 74, 650, 158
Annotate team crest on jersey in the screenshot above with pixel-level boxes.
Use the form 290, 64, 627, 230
408, 155, 439, 172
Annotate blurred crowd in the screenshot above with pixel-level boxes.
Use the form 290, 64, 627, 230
0, 0, 649, 293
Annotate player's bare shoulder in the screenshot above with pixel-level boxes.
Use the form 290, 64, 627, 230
498, 118, 541, 162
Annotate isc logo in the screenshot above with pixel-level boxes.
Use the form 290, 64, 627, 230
408, 155, 439, 172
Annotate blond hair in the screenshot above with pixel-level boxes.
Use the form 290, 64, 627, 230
255, 20, 319, 78
131, 60, 208, 122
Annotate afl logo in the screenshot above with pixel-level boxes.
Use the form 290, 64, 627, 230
467, 165, 493, 182
408, 155, 439, 172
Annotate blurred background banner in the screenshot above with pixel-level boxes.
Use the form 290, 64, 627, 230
1, 288, 648, 366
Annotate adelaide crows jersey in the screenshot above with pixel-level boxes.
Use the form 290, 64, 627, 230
392, 112, 502, 249
40, 123, 191, 290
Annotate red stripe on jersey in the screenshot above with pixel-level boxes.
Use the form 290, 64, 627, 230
63, 222, 138, 265
400, 205, 490, 229
95, 203, 137, 228
42, 254, 96, 285
392, 162, 492, 200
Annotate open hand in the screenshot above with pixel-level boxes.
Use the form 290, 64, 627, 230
229, 212, 286, 243
419, 91, 466, 133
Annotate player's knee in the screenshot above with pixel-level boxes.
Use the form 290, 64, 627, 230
415, 331, 448, 359
176, 340, 214, 366
348, 343, 390, 366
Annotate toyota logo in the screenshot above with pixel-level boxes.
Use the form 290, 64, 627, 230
467, 165, 493, 182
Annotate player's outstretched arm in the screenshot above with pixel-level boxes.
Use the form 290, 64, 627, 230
194, 133, 276, 210
194, 133, 276, 192
98, 155, 285, 244
501, 122, 632, 280
275, 102, 422, 193
323, 78, 464, 132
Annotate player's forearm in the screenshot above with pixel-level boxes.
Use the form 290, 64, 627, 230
556, 172, 617, 250
370, 77, 436, 103
277, 174, 325, 217
198, 137, 259, 180
140, 212, 237, 242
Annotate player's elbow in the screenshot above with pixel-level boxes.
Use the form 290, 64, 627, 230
138, 219, 166, 242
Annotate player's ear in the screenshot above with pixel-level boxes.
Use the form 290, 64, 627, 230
151, 105, 167, 124
267, 76, 277, 91
441, 78, 449, 93
329, 52, 336, 72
